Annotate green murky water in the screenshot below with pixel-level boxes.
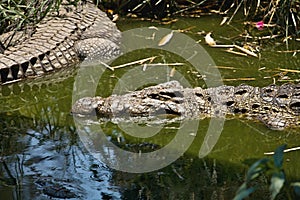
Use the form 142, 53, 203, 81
1, 15, 300, 199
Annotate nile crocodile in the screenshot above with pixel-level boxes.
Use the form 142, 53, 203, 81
0, 0, 121, 85
71, 80, 300, 130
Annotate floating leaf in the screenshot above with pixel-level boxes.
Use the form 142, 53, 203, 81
246, 158, 269, 182
233, 183, 255, 200
204, 32, 216, 46
220, 16, 229, 26
169, 67, 176, 77
158, 31, 174, 46
269, 171, 285, 200
235, 182, 247, 194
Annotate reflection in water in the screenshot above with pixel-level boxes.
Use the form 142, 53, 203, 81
0, 16, 300, 199
0, 113, 121, 199
0, 75, 121, 199
112, 158, 243, 199
0, 69, 258, 200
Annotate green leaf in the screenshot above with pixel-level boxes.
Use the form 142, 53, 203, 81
235, 182, 247, 194
269, 171, 285, 200
273, 144, 286, 168
291, 182, 300, 197
233, 184, 255, 200
246, 158, 269, 182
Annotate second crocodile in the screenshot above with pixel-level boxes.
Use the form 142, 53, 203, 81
0, 0, 121, 85
72, 80, 300, 130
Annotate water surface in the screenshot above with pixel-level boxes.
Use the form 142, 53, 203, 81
0, 14, 300, 199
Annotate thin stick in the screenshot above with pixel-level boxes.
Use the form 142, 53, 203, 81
254, 0, 261, 15
223, 77, 256, 81
234, 45, 258, 57
241, 34, 280, 40
112, 56, 157, 69
226, 0, 243, 25
264, 146, 300, 155
211, 44, 236, 48
214, 66, 237, 69
145, 63, 184, 66
279, 68, 300, 73
211, 44, 258, 57
100, 61, 114, 71
225, 49, 248, 57
277, 50, 300, 53
173, 0, 208, 15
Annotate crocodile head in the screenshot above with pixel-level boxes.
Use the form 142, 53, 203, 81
71, 97, 104, 116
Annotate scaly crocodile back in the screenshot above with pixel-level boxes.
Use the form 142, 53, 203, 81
0, 1, 121, 85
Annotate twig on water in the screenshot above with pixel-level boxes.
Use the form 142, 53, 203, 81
264, 146, 300, 155
224, 49, 248, 57
223, 77, 256, 81
205, 33, 258, 57
100, 61, 114, 71
279, 68, 300, 73
145, 63, 184, 66
234, 45, 258, 57
112, 56, 157, 69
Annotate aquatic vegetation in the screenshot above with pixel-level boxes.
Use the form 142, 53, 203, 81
1, 0, 298, 38
100, 0, 299, 37
234, 145, 300, 200
0, 0, 81, 34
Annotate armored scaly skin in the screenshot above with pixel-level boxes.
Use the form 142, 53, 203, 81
0, 1, 121, 85
72, 81, 300, 130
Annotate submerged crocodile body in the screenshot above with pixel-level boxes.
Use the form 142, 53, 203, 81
0, 0, 121, 85
72, 80, 300, 130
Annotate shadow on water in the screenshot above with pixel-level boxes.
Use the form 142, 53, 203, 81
0, 75, 121, 199
0, 15, 300, 199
